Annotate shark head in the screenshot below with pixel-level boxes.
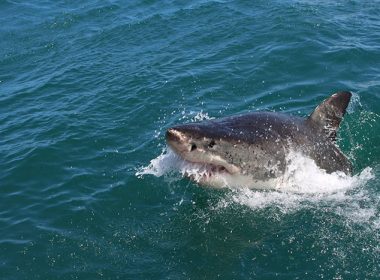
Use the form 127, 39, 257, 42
165, 117, 288, 188
166, 123, 241, 177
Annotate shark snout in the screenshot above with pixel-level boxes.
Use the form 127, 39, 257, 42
166, 128, 190, 153
166, 128, 181, 143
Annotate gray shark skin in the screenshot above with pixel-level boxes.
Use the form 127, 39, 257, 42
166, 92, 353, 188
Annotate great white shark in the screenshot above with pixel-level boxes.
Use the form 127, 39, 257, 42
166, 91, 353, 188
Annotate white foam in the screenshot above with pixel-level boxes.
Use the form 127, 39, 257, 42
179, 110, 215, 122
135, 148, 210, 182
192, 110, 214, 122
137, 148, 373, 193
276, 151, 373, 193
135, 148, 179, 177
137, 147, 377, 228
346, 91, 362, 114
221, 169, 373, 211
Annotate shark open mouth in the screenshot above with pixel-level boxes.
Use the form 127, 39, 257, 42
188, 161, 229, 176
183, 161, 231, 182
170, 151, 237, 182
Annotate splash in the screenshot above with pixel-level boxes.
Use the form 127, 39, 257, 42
192, 110, 214, 122
136, 148, 212, 182
137, 119, 377, 229
275, 151, 373, 193
136, 148, 373, 193
136, 147, 377, 225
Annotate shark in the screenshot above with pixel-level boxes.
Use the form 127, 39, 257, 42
166, 91, 353, 188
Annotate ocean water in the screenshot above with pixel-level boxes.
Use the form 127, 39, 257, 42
1, 0, 380, 279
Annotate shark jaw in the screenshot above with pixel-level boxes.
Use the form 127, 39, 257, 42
166, 146, 279, 189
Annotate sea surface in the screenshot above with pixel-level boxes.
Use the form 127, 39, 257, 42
1, 1, 380, 279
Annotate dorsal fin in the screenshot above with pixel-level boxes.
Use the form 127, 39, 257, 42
307, 91, 352, 142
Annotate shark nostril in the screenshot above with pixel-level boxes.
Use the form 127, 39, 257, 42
190, 144, 197, 151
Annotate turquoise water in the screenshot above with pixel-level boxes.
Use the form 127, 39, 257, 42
1, 0, 380, 279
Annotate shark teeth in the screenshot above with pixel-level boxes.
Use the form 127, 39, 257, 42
179, 160, 231, 182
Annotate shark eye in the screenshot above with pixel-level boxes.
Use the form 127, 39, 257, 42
208, 140, 215, 148
190, 144, 197, 151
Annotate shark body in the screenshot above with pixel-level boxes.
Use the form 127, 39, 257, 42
166, 92, 352, 188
